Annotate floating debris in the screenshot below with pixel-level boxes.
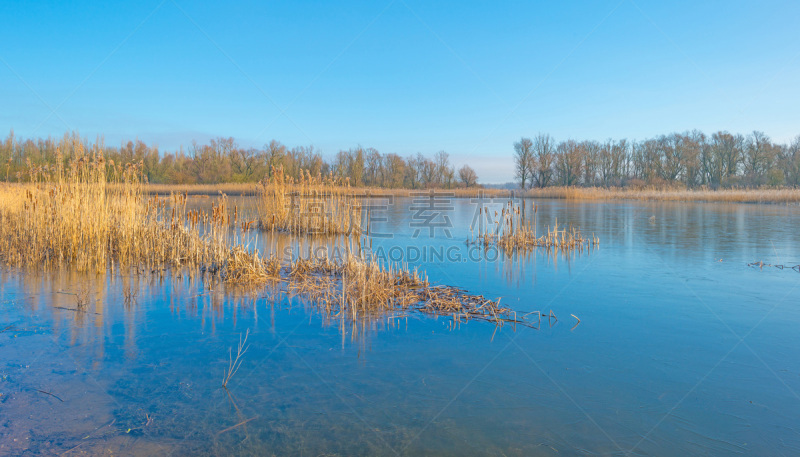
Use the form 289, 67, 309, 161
748, 261, 800, 272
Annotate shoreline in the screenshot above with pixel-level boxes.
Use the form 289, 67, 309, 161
140, 183, 800, 204
4, 182, 799, 204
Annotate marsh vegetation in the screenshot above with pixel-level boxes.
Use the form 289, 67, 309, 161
7, 133, 800, 457
0, 141, 582, 329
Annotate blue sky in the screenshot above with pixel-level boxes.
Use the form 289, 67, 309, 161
2, 0, 799, 183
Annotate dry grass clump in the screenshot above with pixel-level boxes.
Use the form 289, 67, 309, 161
472, 200, 598, 254
524, 186, 800, 203
257, 166, 363, 236
280, 253, 525, 326
222, 246, 281, 284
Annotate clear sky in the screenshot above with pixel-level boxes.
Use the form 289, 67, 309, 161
2, 0, 799, 183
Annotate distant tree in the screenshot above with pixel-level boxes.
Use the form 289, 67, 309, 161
532, 133, 554, 188
744, 131, 777, 186
349, 147, 365, 187
364, 147, 382, 186
780, 136, 800, 187
458, 164, 478, 187
555, 140, 583, 186
434, 151, 450, 187
265, 140, 286, 177
682, 131, 703, 188
384, 153, 406, 188
581, 140, 600, 186
598, 140, 614, 187
405, 154, 420, 188
712, 131, 745, 186
334, 149, 350, 180
513, 137, 534, 189
6, 128, 799, 189
414, 152, 437, 188
655, 134, 684, 183
229, 147, 263, 182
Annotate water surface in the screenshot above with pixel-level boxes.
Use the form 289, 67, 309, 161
1, 198, 799, 456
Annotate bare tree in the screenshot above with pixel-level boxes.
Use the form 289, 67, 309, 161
265, 140, 286, 177
513, 137, 534, 189
744, 131, 776, 186
365, 147, 383, 186
555, 140, 583, 186
682, 131, 703, 188
780, 136, 800, 187
458, 164, 478, 187
598, 140, 614, 187
712, 131, 744, 186
655, 134, 684, 182
417, 153, 437, 188
384, 153, 406, 188
434, 151, 451, 187
532, 133, 554, 188
581, 140, 600, 186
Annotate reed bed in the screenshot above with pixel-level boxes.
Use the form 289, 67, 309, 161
256, 166, 363, 235
143, 182, 800, 203
524, 186, 800, 203
145, 182, 507, 199
0, 150, 236, 274
471, 200, 599, 254
0, 155, 529, 327
143, 182, 258, 196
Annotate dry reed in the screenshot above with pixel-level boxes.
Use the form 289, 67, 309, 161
524, 186, 800, 203
0, 155, 531, 327
144, 182, 505, 199
221, 329, 250, 389
256, 166, 362, 235
471, 200, 599, 254
281, 252, 526, 327
144, 182, 800, 204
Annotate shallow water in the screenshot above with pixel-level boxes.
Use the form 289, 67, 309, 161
1, 197, 799, 456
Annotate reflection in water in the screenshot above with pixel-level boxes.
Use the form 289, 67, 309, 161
1, 198, 800, 455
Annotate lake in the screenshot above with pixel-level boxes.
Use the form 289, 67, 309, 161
1, 196, 799, 456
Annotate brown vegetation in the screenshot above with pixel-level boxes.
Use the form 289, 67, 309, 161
471, 201, 599, 254
256, 166, 363, 235
0, 149, 528, 327
1, 131, 481, 189
522, 186, 800, 203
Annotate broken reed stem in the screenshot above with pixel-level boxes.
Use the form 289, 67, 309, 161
748, 261, 800, 272
222, 329, 250, 389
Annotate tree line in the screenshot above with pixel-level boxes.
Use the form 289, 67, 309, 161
514, 131, 800, 189
0, 131, 480, 188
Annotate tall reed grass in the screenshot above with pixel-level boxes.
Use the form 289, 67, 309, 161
257, 166, 362, 235
0, 155, 522, 326
471, 200, 599, 254
0, 143, 251, 274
